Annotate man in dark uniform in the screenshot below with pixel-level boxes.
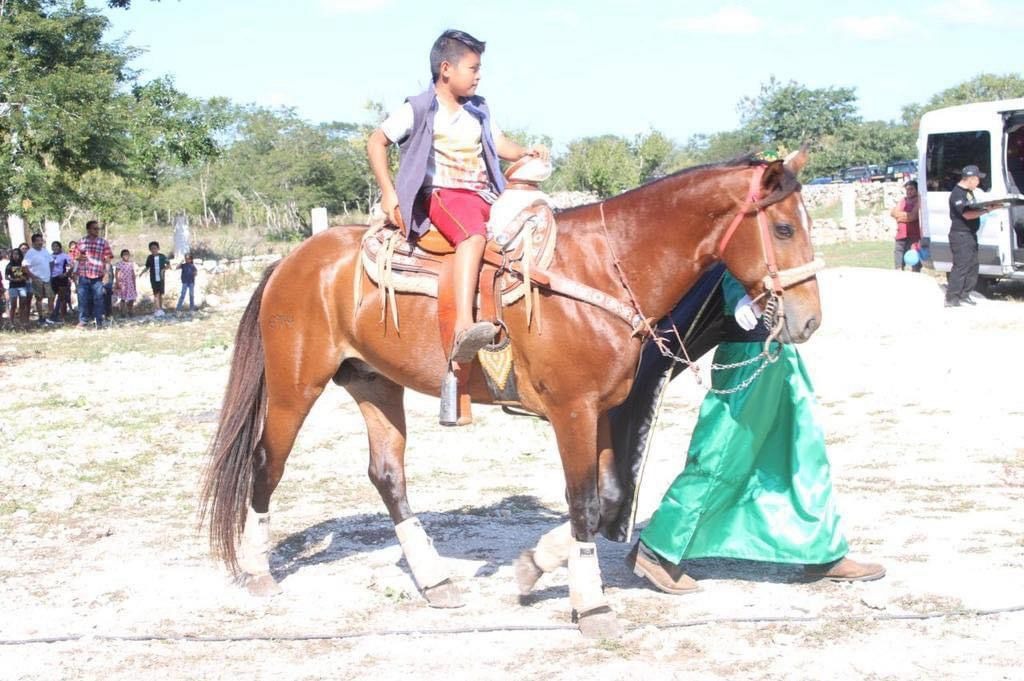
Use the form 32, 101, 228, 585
946, 164, 992, 307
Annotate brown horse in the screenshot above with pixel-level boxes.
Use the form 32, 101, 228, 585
200, 150, 821, 638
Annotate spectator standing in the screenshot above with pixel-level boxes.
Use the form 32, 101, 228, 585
5, 249, 30, 327
176, 253, 197, 313
102, 259, 115, 320
66, 240, 79, 313
946, 165, 991, 307
140, 241, 169, 317
69, 220, 113, 328
23, 233, 55, 325
890, 180, 922, 272
114, 249, 138, 317
0, 249, 9, 324
50, 241, 72, 322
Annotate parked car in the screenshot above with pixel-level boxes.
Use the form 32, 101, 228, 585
885, 160, 918, 182
840, 165, 885, 183
807, 176, 836, 185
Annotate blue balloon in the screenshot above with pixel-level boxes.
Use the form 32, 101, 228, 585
904, 249, 921, 266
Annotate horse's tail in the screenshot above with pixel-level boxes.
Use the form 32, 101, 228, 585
199, 261, 279, 573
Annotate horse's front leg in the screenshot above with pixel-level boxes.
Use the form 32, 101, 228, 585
341, 367, 463, 608
536, 402, 623, 638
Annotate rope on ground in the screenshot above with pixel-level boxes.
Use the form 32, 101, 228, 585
3, 604, 1023, 646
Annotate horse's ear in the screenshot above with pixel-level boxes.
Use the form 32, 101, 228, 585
760, 160, 786, 193
784, 145, 809, 175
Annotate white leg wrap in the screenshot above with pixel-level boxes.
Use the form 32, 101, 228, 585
568, 541, 606, 613
238, 507, 271, 576
395, 517, 449, 589
532, 521, 573, 572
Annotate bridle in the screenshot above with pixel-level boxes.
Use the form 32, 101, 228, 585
714, 164, 824, 343
601, 163, 826, 393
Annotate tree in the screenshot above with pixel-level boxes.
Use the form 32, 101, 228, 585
551, 135, 640, 198
0, 0, 222, 224
739, 77, 860, 151
901, 73, 1024, 128
634, 129, 675, 183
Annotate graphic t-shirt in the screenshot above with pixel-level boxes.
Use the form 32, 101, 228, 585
949, 185, 980, 234
5, 263, 28, 287
381, 101, 501, 192
145, 253, 169, 282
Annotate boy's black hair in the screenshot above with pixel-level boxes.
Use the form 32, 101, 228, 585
905, 180, 918, 189
148, 241, 160, 249
51, 241, 62, 248
31, 233, 43, 242
85, 220, 98, 229
120, 249, 130, 256
430, 29, 485, 83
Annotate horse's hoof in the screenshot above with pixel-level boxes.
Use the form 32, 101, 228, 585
514, 550, 543, 595
572, 606, 623, 639
243, 573, 282, 597
423, 578, 464, 609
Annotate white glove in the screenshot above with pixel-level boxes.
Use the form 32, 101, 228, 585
734, 294, 762, 331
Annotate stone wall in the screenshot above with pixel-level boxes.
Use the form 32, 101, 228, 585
803, 181, 907, 245
549, 183, 907, 245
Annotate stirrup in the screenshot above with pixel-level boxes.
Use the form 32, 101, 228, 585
449, 321, 498, 363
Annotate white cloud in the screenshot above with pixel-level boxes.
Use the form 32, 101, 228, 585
835, 15, 913, 41
319, 0, 392, 14
929, 0, 997, 25
669, 7, 764, 35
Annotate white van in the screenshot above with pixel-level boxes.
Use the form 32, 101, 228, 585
918, 98, 1024, 285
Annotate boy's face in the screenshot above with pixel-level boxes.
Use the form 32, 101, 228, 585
52, 244, 61, 254
149, 245, 159, 254
122, 252, 131, 261
442, 50, 481, 98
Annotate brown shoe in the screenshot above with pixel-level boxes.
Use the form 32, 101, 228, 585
805, 556, 886, 582
627, 542, 699, 595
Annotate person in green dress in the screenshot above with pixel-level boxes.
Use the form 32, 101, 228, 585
627, 272, 885, 594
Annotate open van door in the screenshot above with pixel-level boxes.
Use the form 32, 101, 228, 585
919, 99, 1024, 284
1004, 111, 1024, 270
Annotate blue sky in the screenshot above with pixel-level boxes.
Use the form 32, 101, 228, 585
93, 0, 1022, 146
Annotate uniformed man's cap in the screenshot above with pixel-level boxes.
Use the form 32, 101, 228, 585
961, 165, 986, 178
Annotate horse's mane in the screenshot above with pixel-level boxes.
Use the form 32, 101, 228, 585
554, 154, 801, 216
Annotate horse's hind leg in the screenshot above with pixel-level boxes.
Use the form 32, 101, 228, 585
340, 364, 463, 608
238, 390, 323, 596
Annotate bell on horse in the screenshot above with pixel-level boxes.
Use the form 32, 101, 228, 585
200, 149, 822, 638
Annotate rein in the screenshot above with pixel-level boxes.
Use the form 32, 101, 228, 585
601, 164, 825, 393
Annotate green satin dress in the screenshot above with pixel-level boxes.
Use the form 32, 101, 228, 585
640, 274, 848, 565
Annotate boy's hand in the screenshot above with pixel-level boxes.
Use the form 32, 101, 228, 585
526, 145, 550, 161
381, 188, 400, 227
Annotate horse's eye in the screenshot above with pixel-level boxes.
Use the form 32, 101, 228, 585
774, 223, 794, 239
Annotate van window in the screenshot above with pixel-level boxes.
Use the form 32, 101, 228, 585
925, 131, 991, 192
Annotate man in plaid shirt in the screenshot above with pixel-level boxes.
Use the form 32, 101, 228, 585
69, 220, 113, 327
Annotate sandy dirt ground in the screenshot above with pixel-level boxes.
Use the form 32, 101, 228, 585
1, 267, 1022, 680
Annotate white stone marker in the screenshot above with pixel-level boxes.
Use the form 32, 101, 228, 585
311, 207, 328, 235
173, 213, 191, 259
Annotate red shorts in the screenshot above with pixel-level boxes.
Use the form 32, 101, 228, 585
427, 188, 491, 247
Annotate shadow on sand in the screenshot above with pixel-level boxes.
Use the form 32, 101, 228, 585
269, 496, 813, 594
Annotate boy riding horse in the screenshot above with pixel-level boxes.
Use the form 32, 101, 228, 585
366, 29, 549, 365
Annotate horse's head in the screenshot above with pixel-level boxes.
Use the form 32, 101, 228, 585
718, 150, 822, 343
